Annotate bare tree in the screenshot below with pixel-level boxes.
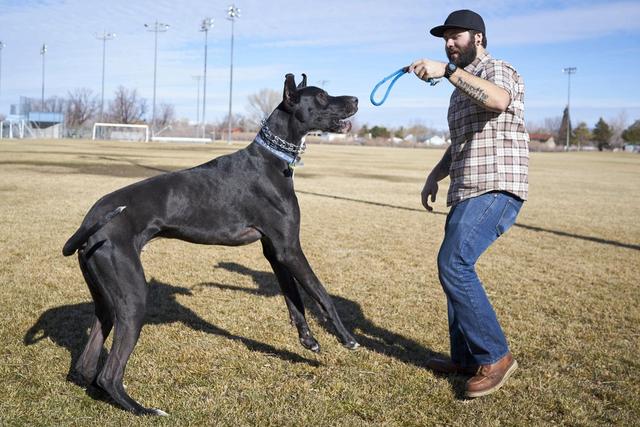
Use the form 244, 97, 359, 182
107, 86, 147, 124
65, 88, 98, 130
608, 110, 628, 148
246, 88, 280, 129
157, 103, 175, 128
528, 116, 562, 140
217, 113, 248, 134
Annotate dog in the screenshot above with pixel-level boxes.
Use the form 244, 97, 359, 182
62, 74, 359, 415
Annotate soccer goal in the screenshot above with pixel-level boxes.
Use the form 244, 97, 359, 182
92, 123, 150, 142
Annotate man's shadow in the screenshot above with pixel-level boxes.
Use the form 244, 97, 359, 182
199, 261, 468, 397
24, 279, 320, 392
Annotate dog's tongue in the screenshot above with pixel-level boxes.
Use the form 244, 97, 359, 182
342, 120, 352, 133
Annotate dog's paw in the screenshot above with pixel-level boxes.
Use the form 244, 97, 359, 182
300, 336, 321, 353
343, 339, 360, 350
137, 407, 169, 416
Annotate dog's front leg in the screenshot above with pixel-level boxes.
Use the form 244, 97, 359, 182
270, 240, 359, 350
262, 240, 320, 352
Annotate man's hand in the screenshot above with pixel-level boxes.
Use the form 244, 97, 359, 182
408, 59, 446, 82
421, 172, 439, 212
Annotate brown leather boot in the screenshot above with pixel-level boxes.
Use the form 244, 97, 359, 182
425, 357, 478, 375
465, 353, 517, 398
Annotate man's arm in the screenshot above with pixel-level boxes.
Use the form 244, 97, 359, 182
421, 145, 452, 212
408, 59, 510, 113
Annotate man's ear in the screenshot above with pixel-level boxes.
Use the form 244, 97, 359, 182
474, 32, 483, 47
283, 73, 299, 106
297, 73, 307, 89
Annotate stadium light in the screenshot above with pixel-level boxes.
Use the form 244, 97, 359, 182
200, 18, 214, 139
144, 21, 170, 134
562, 67, 577, 151
226, 4, 240, 143
192, 75, 202, 136
0, 42, 5, 107
40, 43, 47, 111
95, 31, 116, 122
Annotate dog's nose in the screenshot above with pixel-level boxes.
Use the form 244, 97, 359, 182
350, 96, 358, 112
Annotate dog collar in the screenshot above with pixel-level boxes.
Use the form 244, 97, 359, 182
254, 133, 297, 164
255, 120, 305, 168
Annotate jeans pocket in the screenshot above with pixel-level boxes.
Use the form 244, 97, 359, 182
496, 197, 522, 236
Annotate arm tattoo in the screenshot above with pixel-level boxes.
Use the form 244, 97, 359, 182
456, 77, 489, 104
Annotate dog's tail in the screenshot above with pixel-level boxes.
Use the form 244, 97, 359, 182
62, 206, 126, 257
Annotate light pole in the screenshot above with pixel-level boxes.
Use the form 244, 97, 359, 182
226, 5, 240, 143
95, 31, 116, 122
200, 18, 214, 139
0, 42, 5, 106
192, 75, 202, 136
562, 67, 577, 151
144, 21, 170, 134
40, 43, 47, 111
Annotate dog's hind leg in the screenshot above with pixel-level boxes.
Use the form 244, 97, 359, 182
262, 240, 320, 352
74, 250, 114, 386
90, 245, 167, 416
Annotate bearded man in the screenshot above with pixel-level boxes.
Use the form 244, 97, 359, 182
408, 9, 529, 398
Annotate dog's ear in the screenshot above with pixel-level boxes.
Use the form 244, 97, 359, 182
283, 73, 299, 106
297, 73, 307, 89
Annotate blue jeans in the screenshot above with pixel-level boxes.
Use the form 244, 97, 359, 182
437, 191, 523, 367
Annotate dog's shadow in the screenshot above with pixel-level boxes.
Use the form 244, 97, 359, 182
23, 279, 321, 388
200, 261, 467, 397
24, 265, 467, 399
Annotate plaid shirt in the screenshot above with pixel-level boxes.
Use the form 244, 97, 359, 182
446, 51, 529, 207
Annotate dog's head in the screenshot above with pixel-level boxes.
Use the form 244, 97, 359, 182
279, 73, 358, 134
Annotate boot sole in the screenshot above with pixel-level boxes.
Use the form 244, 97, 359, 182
465, 360, 518, 398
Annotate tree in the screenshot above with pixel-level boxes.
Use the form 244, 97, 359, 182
65, 88, 98, 130
558, 106, 572, 149
107, 86, 147, 124
217, 113, 248, 134
622, 120, 640, 144
157, 103, 175, 128
608, 111, 628, 148
246, 89, 281, 129
370, 125, 390, 139
592, 117, 612, 151
572, 122, 591, 149
528, 116, 562, 141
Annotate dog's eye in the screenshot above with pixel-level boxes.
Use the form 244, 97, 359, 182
316, 92, 328, 106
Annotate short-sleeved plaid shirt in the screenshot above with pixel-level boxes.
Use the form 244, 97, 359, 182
446, 51, 529, 207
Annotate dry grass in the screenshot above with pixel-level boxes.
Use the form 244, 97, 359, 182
0, 138, 638, 426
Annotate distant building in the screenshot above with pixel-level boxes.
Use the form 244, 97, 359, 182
529, 132, 556, 149
425, 135, 447, 146
0, 96, 64, 139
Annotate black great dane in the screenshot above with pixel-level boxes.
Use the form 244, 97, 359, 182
62, 74, 359, 415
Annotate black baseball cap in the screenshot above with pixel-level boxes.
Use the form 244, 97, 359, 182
430, 9, 485, 37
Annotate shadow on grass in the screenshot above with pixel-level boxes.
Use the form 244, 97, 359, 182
297, 190, 640, 251
199, 261, 469, 398
23, 279, 320, 393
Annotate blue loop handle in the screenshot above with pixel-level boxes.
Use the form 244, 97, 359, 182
370, 68, 407, 106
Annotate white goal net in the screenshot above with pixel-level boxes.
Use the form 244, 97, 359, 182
92, 123, 149, 142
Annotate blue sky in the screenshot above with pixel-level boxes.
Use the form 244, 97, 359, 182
0, 0, 639, 131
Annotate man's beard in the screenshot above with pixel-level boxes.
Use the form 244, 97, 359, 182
446, 38, 477, 68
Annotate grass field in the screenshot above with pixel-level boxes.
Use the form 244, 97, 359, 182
1, 138, 639, 425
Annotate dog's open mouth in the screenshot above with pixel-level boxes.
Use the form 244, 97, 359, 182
335, 119, 352, 133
